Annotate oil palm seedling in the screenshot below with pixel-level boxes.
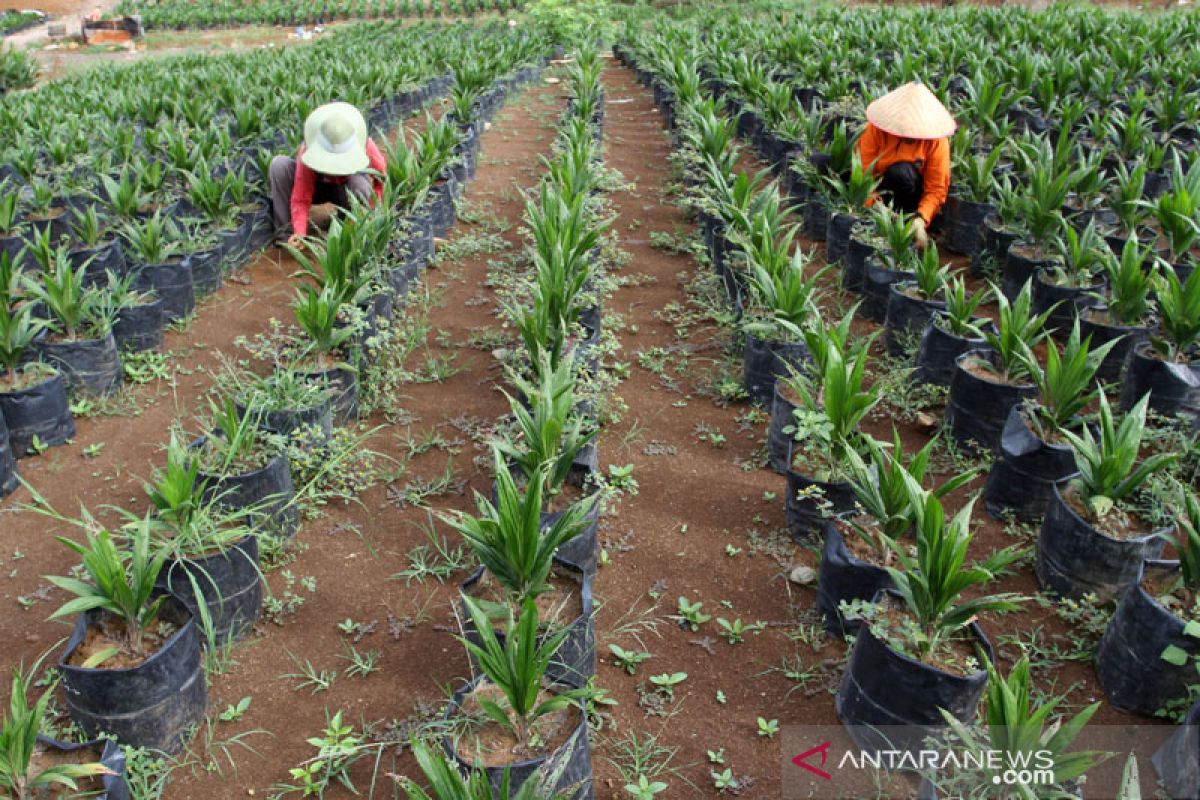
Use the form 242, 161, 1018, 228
24, 249, 113, 341
1046, 221, 1107, 289
144, 430, 206, 532
983, 320, 1118, 521
136, 427, 263, 640
860, 478, 1025, 662
1150, 264, 1200, 363
402, 736, 572, 800
94, 172, 153, 221
819, 430, 978, 632
119, 212, 183, 267
1074, 235, 1159, 385
0, 183, 22, 244
39, 500, 207, 750
459, 596, 588, 748
1099, 238, 1158, 328
1036, 393, 1180, 601
946, 280, 1051, 450
47, 514, 170, 659
976, 280, 1051, 385
1145, 185, 1199, 269
837, 474, 1024, 753
782, 323, 879, 535
494, 353, 597, 503
0, 296, 72, 454
185, 164, 239, 227
196, 395, 275, 477
1108, 160, 1152, 235
69, 205, 108, 251
927, 656, 1107, 798
0, 303, 44, 386
788, 330, 879, 480
292, 283, 357, 361
1024, 321, 1118, 436
443, 451, 594, 606
844, 431, 979, 558
0, 658, 114, 799
822, 152, 878, 216
447, 596, 591, 790
1059, 393, 1178, 525
885, 242, 952, 354
742, 241, 827, 342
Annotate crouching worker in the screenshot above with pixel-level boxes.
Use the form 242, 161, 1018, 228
857, 80, 955, 250
270, 102, 387, 247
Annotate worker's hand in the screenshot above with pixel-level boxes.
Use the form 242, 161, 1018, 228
909, 217, 929, 251
286, 234, 304, 249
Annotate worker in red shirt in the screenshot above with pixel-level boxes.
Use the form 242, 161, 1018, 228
856, 80, 955, 250
269, 102, 387, 247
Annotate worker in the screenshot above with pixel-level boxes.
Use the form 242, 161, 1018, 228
269, 102, 387, 247
856, 80, 954, 250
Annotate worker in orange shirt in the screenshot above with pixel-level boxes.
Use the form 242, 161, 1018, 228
856, 80, 955, 250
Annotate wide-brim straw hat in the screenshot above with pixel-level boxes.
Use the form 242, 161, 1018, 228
301, 102, 369, 176
865, 81, 957, 140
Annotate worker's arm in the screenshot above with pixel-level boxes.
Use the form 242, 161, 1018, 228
365, 138, 387, 204
916, 137, 951, 225
290, 146, 316, 237
855, 123, 884, 174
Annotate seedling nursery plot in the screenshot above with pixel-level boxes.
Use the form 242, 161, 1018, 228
113, 0, 528, 30
0, 0, 1198, 797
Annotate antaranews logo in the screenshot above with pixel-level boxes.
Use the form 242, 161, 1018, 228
784, 723, 1170, 799
790, 743, 1056, 779
781, 727, 1081, 799
790, 741, 832, 781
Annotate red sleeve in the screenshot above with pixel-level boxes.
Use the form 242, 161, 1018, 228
366, 138, 386, 204
290, 145, 316, 237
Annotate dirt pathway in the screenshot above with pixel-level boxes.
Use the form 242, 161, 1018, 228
587, 63, 821, 799
159, 79, 570, 796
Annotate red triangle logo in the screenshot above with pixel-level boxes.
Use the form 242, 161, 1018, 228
792, 741, 833, 781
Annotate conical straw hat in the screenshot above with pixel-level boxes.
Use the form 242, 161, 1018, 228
865, 81, 956, 140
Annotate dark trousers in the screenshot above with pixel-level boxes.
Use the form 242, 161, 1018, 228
878, 161, 924, 216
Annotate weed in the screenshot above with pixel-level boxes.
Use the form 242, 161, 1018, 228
270, 711, 374, 798
603, 720, 695, 792
180, 713, 268, 780
393, 514, 471, 584
338, 643, 382, 678
606, 463, 639, 493
218, 697, 251, 723
387, 457, 467, 508
648, 672, 687, 700
263, 570, 315, 625
756, 717, 779, 738
123, 350, 173, 384
674, 596, 711, 631
712, 768, 739, 792
692, 421, 727, 448
279, 652, 336, 695
716, 617, 765, 645
609, 643, 653, 675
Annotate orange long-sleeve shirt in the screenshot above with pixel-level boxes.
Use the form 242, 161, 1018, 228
856, 122, 951, 224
